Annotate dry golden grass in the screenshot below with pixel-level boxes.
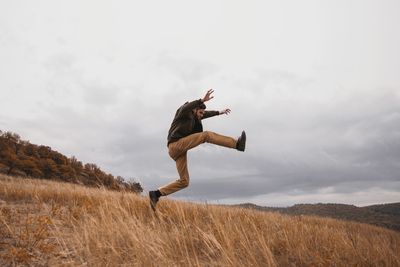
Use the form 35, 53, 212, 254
0, 174, 399, 266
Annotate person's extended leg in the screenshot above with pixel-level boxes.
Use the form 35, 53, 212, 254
169, 131, 237, 160
158, 152, 189, 196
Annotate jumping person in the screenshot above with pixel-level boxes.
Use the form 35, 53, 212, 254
149, 89, 246, 211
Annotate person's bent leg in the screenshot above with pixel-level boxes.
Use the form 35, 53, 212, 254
158, 153, 189, 196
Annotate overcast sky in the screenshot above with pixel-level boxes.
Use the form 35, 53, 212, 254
1, 0, 399, 207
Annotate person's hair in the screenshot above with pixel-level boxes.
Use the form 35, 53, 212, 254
199, 103, 206, 109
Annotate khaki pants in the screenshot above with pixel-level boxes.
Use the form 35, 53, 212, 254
158, 131, 237, 196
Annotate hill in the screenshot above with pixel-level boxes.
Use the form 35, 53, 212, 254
235, 202, 400, 232
1, 174, 399, 266
0, 130, 142, 193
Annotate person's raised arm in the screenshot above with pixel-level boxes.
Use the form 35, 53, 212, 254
203, 108, 231, 119
201, 89, 214, 103
180, 89, 215, 114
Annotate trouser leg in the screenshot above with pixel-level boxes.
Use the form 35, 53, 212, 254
170, 131, 237, 160
158, 153, 189, 196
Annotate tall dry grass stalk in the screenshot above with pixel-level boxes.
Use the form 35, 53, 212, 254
1, 174, 399, 266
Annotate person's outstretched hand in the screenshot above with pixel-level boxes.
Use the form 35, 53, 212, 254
220, 108, 231, 115
202, 89, 214, 102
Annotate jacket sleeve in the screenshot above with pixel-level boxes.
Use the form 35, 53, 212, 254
202, 110, 220, 119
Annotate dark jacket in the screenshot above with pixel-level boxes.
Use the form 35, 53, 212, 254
167, 99, 220, 145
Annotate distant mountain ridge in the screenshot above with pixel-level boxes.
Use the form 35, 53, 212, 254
234, 202, 400, 232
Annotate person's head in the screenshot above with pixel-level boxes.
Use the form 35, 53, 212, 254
193, 103, 206, 120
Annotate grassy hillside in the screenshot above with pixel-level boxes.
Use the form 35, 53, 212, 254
0, 130, 142, 193
236, 202, 400, 232
1, 174, 399, 266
